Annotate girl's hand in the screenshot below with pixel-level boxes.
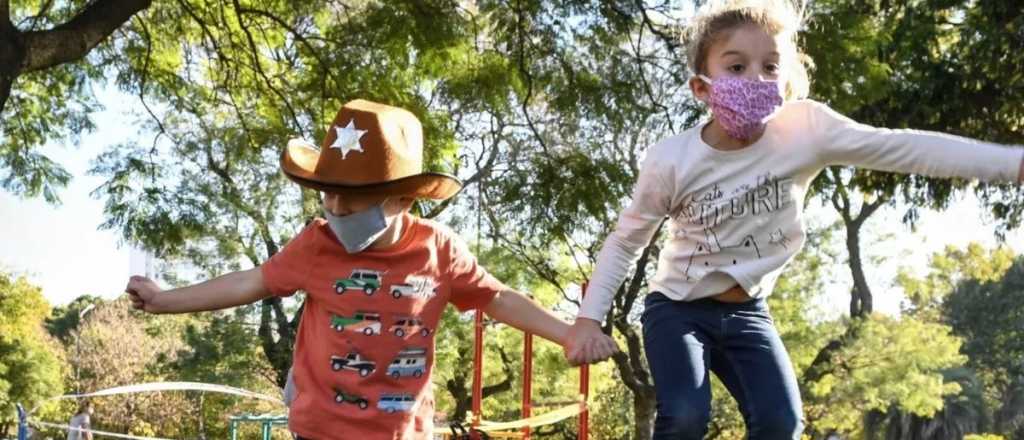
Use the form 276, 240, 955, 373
126, 275, 163, 313
564, 318, 620, 366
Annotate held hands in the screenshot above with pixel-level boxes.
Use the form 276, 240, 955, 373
563, 317, 620, 366
125, 275, 163, 313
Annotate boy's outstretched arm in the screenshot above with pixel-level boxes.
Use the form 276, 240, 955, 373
126, 268, 273, 314
483, 290, 619, 365
483, 290, 570, 345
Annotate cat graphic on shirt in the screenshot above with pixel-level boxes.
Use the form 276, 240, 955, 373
684, 230, 762, 282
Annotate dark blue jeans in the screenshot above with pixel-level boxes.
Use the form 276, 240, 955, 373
642, 292, 803, 439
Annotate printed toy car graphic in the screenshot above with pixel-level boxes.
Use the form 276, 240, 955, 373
333, 387, 370, 410
387, 348, 427, 379
389, 276, 437, 299
330, 352, 376, 377
330, 311, 382, 335
377, 393, 416, 414
334, 269, 382, 295
389, 317, 431, 338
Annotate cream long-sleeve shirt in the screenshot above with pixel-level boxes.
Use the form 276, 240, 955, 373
578, 99, 1023, 322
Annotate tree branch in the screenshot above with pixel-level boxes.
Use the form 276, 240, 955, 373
20, 0, 152, 72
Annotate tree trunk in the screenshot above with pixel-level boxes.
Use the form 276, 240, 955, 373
632, 387, 657, 440
611, 225, 663, 440
845, 216, 873, 317
258, 297, 296, 387
801, 171, 889, 435
0, 12, 23, 115
444, 342, 515, 425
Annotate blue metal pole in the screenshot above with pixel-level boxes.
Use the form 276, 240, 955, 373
17, 404, 28, 440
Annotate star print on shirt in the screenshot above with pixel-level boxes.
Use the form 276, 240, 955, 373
769, 228, 791, 249
330, 120, 368, 159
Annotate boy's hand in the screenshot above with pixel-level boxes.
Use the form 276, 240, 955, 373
126, 275, 163, 313
564, 318, 619, 366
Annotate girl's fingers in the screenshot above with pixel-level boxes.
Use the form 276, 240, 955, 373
587, 339, 602, 363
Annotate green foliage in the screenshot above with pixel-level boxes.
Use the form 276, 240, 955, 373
0, 271, 65, 436
898, 243, 1015, 320
965, 435, 1005, 440
804, 0, 1024, 231
45, 295, 104, 343
944, 256, 1024, 433
804, 315, 966, 436
162, 306, 280, 439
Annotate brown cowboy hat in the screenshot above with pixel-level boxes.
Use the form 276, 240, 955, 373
280, 99, 462, 200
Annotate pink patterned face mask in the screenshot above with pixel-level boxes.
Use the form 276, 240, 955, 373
698, 75, 784, 141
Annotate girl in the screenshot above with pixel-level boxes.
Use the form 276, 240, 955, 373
563, 1, 1024, 439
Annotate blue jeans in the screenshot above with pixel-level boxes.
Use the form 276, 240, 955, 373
642, 292, 803, 439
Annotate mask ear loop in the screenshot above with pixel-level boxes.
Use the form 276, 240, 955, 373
697, 74, 714, 84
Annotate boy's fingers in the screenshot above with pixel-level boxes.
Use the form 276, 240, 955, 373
566, 346, 583, 365
602, 337, 619, 354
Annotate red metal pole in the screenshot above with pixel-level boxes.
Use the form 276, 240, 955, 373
522, 332, 534, 440
579, 282, 590, 440
472, 309, 484, 429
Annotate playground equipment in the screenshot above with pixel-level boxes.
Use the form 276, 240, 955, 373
445, 285, 592, 440
228, 414, 289, 440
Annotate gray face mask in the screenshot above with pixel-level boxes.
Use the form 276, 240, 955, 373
324, 204, 390, 253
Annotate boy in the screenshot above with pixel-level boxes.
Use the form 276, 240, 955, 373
126, 99, 617, 439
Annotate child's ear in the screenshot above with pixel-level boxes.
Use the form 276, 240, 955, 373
690, 76, 710, 104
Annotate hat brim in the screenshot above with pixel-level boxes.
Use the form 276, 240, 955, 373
281, 144, 463, 200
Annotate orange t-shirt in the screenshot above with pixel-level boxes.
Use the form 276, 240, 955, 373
260, 213, 506, 440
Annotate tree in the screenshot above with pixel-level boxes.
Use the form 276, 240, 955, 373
72, 298, 191, 437
870, 244, 1020, 439
898, 243, 1015, 321
1, 0, 152, 202
0, 270, 64, 437
864, 367, 988, 440
162, 306, 281, 439
803, 0, 1024, 318
945, 257, 1024, 437
45, 294, 104, 342
462, 1, 696, 437
798, 3, 1024, 427
802, 314, 967, 437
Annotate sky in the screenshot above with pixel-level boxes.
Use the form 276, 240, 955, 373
1, 87, 1021, 316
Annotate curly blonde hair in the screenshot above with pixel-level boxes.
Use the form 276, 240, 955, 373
684, 0, 813, 100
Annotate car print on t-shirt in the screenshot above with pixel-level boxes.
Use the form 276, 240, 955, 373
330, 311, 382, 335
387, 348, 427, 379
334, 269, 383, 295
389, 317, 431, 338
377, 393, 417, 414
333, 387, 370, 410
330, 351, 376, 377
389, 276, 437, 300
